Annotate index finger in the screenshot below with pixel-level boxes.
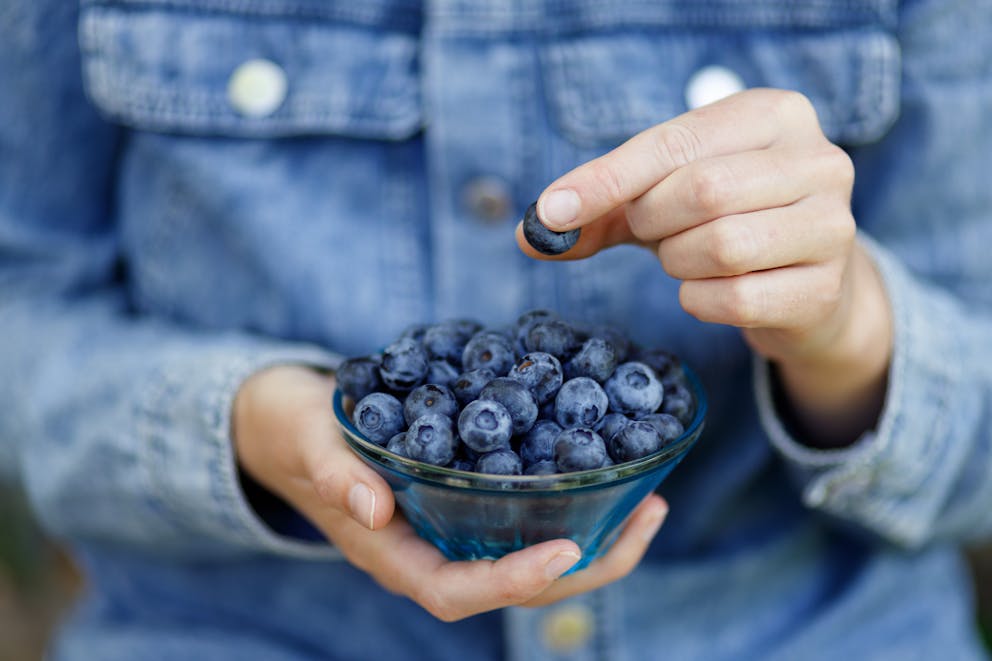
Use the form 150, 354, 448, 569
535, 88, 817, 231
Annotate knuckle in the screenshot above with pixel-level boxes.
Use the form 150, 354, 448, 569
588, 159, 630, 207
624, 200, 655, 242
823, 145, 855, 189
418, 587, 458, 623
686, 162, 731, 216
708, 222, 753, 273
775, 89, 817, 121
653, 122, 702, 169
722, 278, 761, 327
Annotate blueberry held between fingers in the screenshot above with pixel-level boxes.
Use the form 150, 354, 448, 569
522, 201, 580, 255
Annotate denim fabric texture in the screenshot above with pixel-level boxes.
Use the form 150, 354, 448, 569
1, 0, 991, 659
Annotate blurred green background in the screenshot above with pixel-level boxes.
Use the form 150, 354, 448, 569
1, 485, 990, 660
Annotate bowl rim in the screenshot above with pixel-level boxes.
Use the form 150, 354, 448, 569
333, 365, 707, 493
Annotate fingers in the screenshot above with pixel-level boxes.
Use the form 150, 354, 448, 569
657, 197, 856, 280
535, 89, 821, 231
522, 494, 668, 608
679, 260, 850, 331
332, 512, 583, 622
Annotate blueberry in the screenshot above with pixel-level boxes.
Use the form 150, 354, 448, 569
451, 368, 495, 406
479, 377, 539, 435
462, 331, 516, 376
403, 383, 459, 426
380, 337, 429, 391
608, 420, 663, 463
661, 382, 695, 427
589, 325, 631, 362
634, 348, 685, 385
448, 457, 476, 472
405, 414, 457, 466
508, 352, 564, 405
450, 318, 484, 339
423, 322, 470, 366
595, 412, 630, 443
604, 362, 664, 416
555, 377, 610, 429
513, 309, 559, 357
458, 399, 514, 453
525, 320, 579, 359
425, 360, 460, 387
564, 337, 619, 383
336, 356, 384, 401
519, 419, 563, 467
398, 323, 431, 344
637, 413, 685, 446
385, 432, 409, 458
353, 392, 405, 445
522, 201, 580, 255
475, 448, 523, 475
553, 428, 609, 472
524, 460, 559, 476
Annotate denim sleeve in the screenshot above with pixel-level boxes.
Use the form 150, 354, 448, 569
0, 2, 341, 559
755, 1, 992, 549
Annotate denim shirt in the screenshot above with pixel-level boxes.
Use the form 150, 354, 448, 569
2, 1, 991, 659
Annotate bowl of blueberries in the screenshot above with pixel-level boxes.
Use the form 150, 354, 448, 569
332, 309, 706, 573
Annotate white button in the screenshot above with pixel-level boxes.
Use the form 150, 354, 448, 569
542, 605, 594, 652
227, 59, 288, 118
685, 65, 746, 110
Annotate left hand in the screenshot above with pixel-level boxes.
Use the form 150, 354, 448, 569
517, 88, 893, 443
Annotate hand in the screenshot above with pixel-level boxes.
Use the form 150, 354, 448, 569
232, 365, 669, 621
517, 88, 893, 445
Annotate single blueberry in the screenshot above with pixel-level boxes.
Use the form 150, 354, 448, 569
508, 351, 564, 405
564, 337, 619, 383
458, 399, 514, 453
513, 309, 559, 357
634, 348, 685, 385
462, 331, 516, 376
589, 325, 631, 362
595, 412, 631, 443
425, 360, 460, 387
448, 456, 476, 472
525, 319, 579, 360
555, 377, 610, 429
479, 377, 539, 435
380, 337, 429, 391
524, 460, 559, 476
423, 322, 470, 366
451, 368, 496, 406
475, 448, 523, 475
385, 432, 409, 458
353, 392, 405, 445
637, 413, 685, 446
519, 419, 563, 467
405, 414, 457, 466
403, 383, 459, 426
661, 382, 695, 427
398, 323, 431, 344
604, 361, 664, 416
608, 420, 663, 463
553, 427, 609, 472
522, 201, 580, 255
336, 356, 384, 402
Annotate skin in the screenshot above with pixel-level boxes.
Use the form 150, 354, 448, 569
234, 365, 668, 622
234, 87, 891, 623
517, 88, 893, 448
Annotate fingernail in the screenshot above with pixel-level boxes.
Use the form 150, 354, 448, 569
545, 551, 582, 579
538, 189, 581, 229
642, 503, 669, 543
348, 483, 376, 530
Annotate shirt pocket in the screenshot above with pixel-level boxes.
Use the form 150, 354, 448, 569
540, 4, 901, 149
78, 2, 422, 140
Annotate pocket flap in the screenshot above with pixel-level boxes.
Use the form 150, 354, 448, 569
79, 6, 422, 139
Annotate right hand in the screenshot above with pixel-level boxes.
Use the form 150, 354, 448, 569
233, 365, 669, 621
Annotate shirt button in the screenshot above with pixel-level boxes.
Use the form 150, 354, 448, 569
462, 176, 513, 223
227, 58, 288, 118
685, 65, 746, 110
542, 604, 594, 653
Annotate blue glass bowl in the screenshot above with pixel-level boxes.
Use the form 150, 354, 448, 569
333, 367, 706, 573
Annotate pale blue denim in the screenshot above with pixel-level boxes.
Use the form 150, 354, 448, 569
1, 0, 991, 659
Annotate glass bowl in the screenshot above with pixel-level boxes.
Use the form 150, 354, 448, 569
333, 367, 706, 573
